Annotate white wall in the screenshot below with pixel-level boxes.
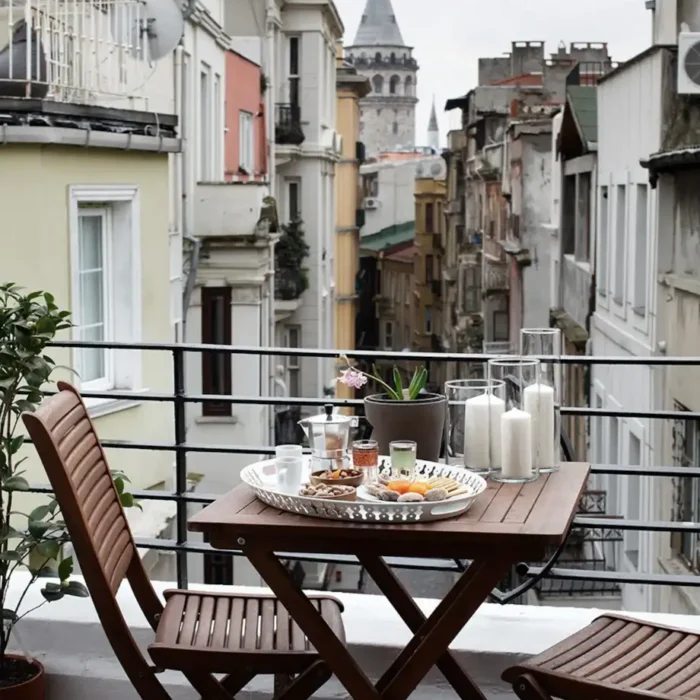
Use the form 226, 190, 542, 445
592, 48, 663, 613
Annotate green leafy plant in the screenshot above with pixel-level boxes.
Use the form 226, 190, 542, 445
275, 218, 310, 300
0, 283, 136, 672
337, 356, 428, 400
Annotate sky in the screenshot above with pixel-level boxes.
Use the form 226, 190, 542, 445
333, 0, 652, 147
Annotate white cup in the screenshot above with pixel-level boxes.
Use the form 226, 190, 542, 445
276, 456, 304, 493
276, 444, 303, 459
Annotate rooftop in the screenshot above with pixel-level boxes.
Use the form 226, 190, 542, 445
360, 220, 415, 253
351, 0, 405, 47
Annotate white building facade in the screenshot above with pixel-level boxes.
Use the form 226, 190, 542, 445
591, 49, 661, 613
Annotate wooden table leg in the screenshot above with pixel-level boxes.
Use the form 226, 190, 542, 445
243, 544, 382, 699
358, 553, 486, 700
379, 557, 512, 700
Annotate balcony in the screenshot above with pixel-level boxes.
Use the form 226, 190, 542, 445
484, 260, 509, 292
13, 340, 700, 697
0, 0, 158, 110
483, 235, 506, 262
561, 255, 594, 331
431, 279, 442, 297
195, 182, 271, 237
275, 103, 305, 146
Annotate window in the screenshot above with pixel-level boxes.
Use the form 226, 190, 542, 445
288, 180, 301, 221
288, 37, 300, 106
424, 306, 432, 334
634, 184, 648, 313
405, 76, 413, 96
363, 173, 378, 198
392, 122, 398, 134
239, 110, 254, 173
372, 74, 383, 94
201, 287, 232, 416
425, 254, 433, 283
383, 321, 394, 349
70, 186, 141, 397
672, 404, 700, 569
389, 75, 400, 94
285, 326, 301, 398
493, 310, 509, 341
576, 172, 591, 262
464, 266, 481, 313
599, 186, 609, 295
625, 432, 641, 569
614, 184, 626, 303
76, 209, 110, 385
213, 73, 222, 177
425, 202, 434, 233
199, 64, 211, 180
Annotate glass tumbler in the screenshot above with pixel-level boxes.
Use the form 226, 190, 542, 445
487, 358, 541, 484
389, 440, 417, 482
445, 378, 506, 474
352, 439, 379, 483
520, 328, 562, 473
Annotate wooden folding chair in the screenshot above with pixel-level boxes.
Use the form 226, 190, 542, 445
23, 381, 345, 699
503, 613, 700, 700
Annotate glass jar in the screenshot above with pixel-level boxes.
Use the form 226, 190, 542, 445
445, 378, 506, 474
352, 439, 379, 482
520, 328, 562, 473
487, 358, 541, 484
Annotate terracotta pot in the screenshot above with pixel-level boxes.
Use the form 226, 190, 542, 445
0, 655, 45, 700
364, 393, 446, 462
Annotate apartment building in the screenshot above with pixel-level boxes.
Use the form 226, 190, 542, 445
0, 0, 182, 574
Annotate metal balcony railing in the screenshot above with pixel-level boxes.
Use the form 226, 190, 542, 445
0, 0, 153, 108
22, 341, 700, 605
275, 103, 304, 146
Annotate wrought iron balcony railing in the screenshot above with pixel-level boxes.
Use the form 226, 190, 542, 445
22, 341, 700, 605
275, 103, 304, 146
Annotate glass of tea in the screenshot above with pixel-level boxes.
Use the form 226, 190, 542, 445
390, 440, 417, 482
352, 439, 379, 482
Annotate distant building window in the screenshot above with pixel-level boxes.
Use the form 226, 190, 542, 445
383, 321, 394, 350
425, 202, 434, 233
372, 74, 383, 94
288, 36, 300, 106
239, 110, 254, 172
392, 122, 398, 134
288, 180, 301, 221
389, 75, 400, 94
425, 254, 434, 283
285, 326, 301, 398
201, 287, 232, 416
424, 306, 432, 334
493, 310, 509, 342
199, 63, 211, 180
405, 76, 413, 96
375, 52, 382, 62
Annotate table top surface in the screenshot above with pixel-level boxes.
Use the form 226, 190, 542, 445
189, 463, 590, 557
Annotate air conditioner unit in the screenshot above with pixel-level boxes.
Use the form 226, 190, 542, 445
364, 197, 379, 210
678, 32, 700, 95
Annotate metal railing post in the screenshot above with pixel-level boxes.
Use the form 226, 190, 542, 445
173, 347, 188, 589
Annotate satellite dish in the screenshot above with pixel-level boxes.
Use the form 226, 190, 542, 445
111, 0, 184, 63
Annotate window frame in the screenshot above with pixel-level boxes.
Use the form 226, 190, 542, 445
285, 325, 301, 398
239, 110, 254, 173
201, 287, 232, 417
288, 36, 300, 107
425, 202, 434, 234
199, 62, 212, 181
69, 185, 142, 405
424, 306, 432, 334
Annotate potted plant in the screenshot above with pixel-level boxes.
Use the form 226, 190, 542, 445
0, 284, 135, 698
337, 359, 446, 461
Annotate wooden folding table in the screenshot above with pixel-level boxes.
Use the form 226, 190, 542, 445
189, 463, 590, 700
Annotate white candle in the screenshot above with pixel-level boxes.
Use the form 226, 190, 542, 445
464, 392, 505, 470
501, 408, 533, 479
523, 383, 556, 470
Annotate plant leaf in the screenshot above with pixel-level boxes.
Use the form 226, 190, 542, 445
3, 475, 29, 492
1, 609, 17, 623
63, 581, 89, 598
0, 551, 21, 562
35, 540, 60, 561
28, 520, 51, 538
41, 587, 64, 603
58, 556, 73, 583
119, 492, 134, 509
393, 367, 403, 398
29, 505, 51, 522
113, 477, 125, 495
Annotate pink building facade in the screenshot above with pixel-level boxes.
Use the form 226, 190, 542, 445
225, 50, 266, 181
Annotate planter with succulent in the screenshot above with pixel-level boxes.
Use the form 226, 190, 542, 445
0, 284, 136, 698
338, 359, 446, 461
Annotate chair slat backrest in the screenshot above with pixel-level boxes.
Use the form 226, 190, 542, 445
22, 382, 170, 699
23, 382, 135, 593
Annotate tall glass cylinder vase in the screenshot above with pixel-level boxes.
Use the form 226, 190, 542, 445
487, 358, 541, 484
445, 379, 506, 474
520, 328, 562, 473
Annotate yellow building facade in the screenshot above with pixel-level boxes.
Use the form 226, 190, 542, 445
334, 44, 370, 401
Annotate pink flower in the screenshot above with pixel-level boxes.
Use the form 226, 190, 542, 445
338, 367, 367, 389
